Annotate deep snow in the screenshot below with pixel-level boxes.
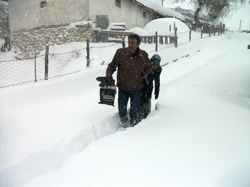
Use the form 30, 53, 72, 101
0, 13, 250, 187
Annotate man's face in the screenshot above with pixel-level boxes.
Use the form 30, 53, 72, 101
128, 38, 140, 53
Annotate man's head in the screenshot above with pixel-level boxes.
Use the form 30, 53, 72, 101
128, 34, 141, 53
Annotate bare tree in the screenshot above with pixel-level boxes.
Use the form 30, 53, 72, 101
192, 0, 206, 25
204, 0, 232, 21
172, 0, 245, 26
0, 0, 10, 51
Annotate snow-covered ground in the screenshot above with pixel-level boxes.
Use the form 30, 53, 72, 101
0, 18, 250, 187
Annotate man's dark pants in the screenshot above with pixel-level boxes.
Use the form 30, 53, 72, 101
118, 88, 141, 126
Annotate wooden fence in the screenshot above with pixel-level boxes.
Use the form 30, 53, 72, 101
93, 28, 178, 51
92, 21, 225, 52
193, 22, 225, 35
93, 30, 132, 43
140, 28, 178, 49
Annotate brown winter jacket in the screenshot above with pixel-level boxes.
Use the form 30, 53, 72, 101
106, 47, 152, 91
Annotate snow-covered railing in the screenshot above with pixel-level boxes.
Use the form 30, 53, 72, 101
140, 29, 178, 50
140, 32, 177, 45
93, 30, 133, 43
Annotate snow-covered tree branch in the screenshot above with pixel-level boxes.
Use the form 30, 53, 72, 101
173, 0, 246, 24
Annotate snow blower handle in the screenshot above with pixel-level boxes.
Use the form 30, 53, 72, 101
96, 76, 115, 87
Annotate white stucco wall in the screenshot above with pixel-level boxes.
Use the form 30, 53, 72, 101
9, 0, 153, 32
89, 0, 153, 29
9, 0, 89, 31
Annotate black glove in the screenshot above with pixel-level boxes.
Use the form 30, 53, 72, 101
96, 76, 115, 87
141, 71, 145, 77
155, 92, 159, 100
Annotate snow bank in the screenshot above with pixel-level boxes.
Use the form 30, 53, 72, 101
129, 18, 190, 39
68, 21, 93, 28
0, 12, 250, 186
143, 18, 190, 34
0, 31, 249, 187
129, 27, 149, 36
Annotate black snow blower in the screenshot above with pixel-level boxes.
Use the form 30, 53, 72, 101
96, 76, 116, 106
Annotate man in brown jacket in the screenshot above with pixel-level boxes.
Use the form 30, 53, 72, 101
106, 34, 152, 127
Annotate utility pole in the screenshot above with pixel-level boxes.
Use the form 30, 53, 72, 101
249, 1, 250, 31
161, 0, 163, 5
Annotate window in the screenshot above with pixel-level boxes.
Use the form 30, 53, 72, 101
143, 11, 146, 18
40, 1, 47, 8
115, 0, 121, 8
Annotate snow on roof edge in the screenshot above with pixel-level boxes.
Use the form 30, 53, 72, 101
135, 0, 185, 21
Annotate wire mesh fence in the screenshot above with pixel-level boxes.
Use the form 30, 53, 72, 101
0, 42, 123, 88
47, 48, 87, 79
0, 29, 221, 88
0, 58, 38, 87
87, 43, 122, 66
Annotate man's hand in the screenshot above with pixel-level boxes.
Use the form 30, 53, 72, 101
155, 92, 159, 100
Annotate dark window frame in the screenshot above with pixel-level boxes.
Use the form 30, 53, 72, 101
115, 0, 121, 8
40, 1, 47, 8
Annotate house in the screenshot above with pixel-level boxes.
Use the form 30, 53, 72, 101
10, 0, 147, 31
8, 0, 183, 58
9, 0, 185, 31
173, 6, 210, 26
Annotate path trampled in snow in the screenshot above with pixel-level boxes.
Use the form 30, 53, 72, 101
0, 32, 250, 187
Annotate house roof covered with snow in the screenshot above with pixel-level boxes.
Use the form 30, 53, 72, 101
135, 0, 185, 21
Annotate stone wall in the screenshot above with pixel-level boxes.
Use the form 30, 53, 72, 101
10, 22, 93, 59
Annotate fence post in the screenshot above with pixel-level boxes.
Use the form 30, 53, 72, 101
220, 22, 222, 35
34, 50, 37, 83
155, 31, 158, 52
148, 37, 152, 44
86, 37, 90, 67
174, 28, 177, 48
95, 30, 100, 43
45, 41, 49, 80
122, 37, 125, 48
189, 29, 191, 41
159, 36, 163, 44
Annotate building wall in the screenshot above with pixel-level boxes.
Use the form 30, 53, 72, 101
89, 0, 153, 29
9, 0, 89, 31
8, 0, 154, 59
9, 0, 153, 32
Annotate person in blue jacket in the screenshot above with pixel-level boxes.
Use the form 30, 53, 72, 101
139, 54, 162, 120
